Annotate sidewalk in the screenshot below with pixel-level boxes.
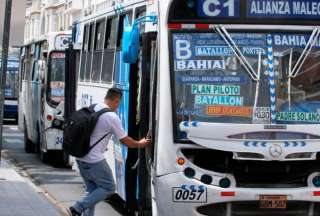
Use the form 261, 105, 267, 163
0, 159, 63, 216
3, 125, 123, 216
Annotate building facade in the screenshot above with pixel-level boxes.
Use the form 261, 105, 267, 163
24, 0, 130, 43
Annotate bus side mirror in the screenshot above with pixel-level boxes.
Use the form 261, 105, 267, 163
122, 15, 157, 64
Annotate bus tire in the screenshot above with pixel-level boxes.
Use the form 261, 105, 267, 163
62, 151, 71, 168
40, 150, 51, 163
24, 121, 35, 153
55, 151, 70, 168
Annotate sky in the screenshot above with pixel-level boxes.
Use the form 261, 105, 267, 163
0, 0, 27, 46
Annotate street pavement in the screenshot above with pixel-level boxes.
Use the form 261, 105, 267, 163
2, 125, 124, 216
0, 159, 62, 216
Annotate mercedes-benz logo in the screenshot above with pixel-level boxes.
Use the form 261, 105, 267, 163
269, 144, 283, 158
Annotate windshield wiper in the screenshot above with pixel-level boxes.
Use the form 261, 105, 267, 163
288, 49, 293, 110
214, 25, 259, 81
290, 28, 320, 78
253, 50, 262, 115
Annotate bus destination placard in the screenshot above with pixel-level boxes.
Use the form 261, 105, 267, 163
195, 0, 320, 20
247, 0, 320, 19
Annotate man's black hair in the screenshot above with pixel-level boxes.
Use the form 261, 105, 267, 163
105, 87, 123, 100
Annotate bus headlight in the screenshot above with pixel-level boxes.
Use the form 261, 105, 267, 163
313, 176, 320, 187
184, 167, 195, 178
219, 178, 231, 188
308, 172, 320, 187
200, 174, 213, 185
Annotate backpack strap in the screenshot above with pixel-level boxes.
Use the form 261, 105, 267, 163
88, 107, 112, 152
88, 131, 111, 151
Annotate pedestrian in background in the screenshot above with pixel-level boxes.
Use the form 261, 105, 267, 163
67, 87, 151, 216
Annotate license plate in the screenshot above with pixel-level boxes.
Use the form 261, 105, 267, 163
259, 195, 287, 209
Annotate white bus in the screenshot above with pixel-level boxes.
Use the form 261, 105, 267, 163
19, 31, 71, 165
69, 1, 156, 214
70, 0, 320, 215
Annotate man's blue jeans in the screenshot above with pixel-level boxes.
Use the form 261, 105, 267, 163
73, 159, 116, 216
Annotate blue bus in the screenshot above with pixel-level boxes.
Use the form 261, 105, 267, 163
0, 56, 20, 122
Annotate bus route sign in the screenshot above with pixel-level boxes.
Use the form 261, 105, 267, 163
247, 0, 320, 19
198, 0, 241, 18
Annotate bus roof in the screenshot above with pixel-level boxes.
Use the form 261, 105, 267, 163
74, 0, 146, 25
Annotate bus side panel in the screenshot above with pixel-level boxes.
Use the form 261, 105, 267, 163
114, 51, 130, 200
31, 80, 41, 135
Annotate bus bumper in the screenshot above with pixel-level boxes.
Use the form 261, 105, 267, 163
4, 104, 18, 120
154, 172, 320, 216
45, 129, 63, 150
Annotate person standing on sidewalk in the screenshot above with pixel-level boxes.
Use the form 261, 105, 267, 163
67, 88, 151, 216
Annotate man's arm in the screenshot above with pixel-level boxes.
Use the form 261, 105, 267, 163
120, 136, 151, 148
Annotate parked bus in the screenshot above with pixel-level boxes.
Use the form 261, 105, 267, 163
68, 0, 155, 214
69, 0, 320, 215
19, 31, 71, 165
0, 55, 20, 122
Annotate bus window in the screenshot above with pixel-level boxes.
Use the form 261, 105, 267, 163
104, 17, 117, 49
91, 19, 105, 82
47, 52, 65, 106
79, 25, 88, 82
32, 60, 40, 81
94, 19, 105, 51
85, 23, 94, 81
135, 7, 146, 32
24, 47, 31, 81
19, 55, 25, 91
117, 12, 132, 48
35, 44, 41, 60
5, 71, 19, 99
101, 17, 117, 83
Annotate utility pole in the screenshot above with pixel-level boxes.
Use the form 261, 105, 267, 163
0, 0, 12, 162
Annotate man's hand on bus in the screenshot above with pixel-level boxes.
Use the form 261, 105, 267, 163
138, 138, 151, 148
120, 136, 151, 148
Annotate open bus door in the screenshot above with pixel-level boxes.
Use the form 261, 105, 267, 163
135, 32, 158, 216
121, 13, 158, 215
64, 44, 78, 119
123, 32, 158, 216
63, 44, 79, 167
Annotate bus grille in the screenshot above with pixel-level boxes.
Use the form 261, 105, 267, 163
196, 201, 320, 216
181, 149, 320, 188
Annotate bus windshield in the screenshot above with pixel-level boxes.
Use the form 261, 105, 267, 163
5, 71, 19, 99
48, 52, 65, 105
171, 30, 320, 139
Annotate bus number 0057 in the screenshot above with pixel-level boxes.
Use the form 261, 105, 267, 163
172, 187, 207, 203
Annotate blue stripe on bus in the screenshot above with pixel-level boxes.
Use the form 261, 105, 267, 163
114, 51, 130, 201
